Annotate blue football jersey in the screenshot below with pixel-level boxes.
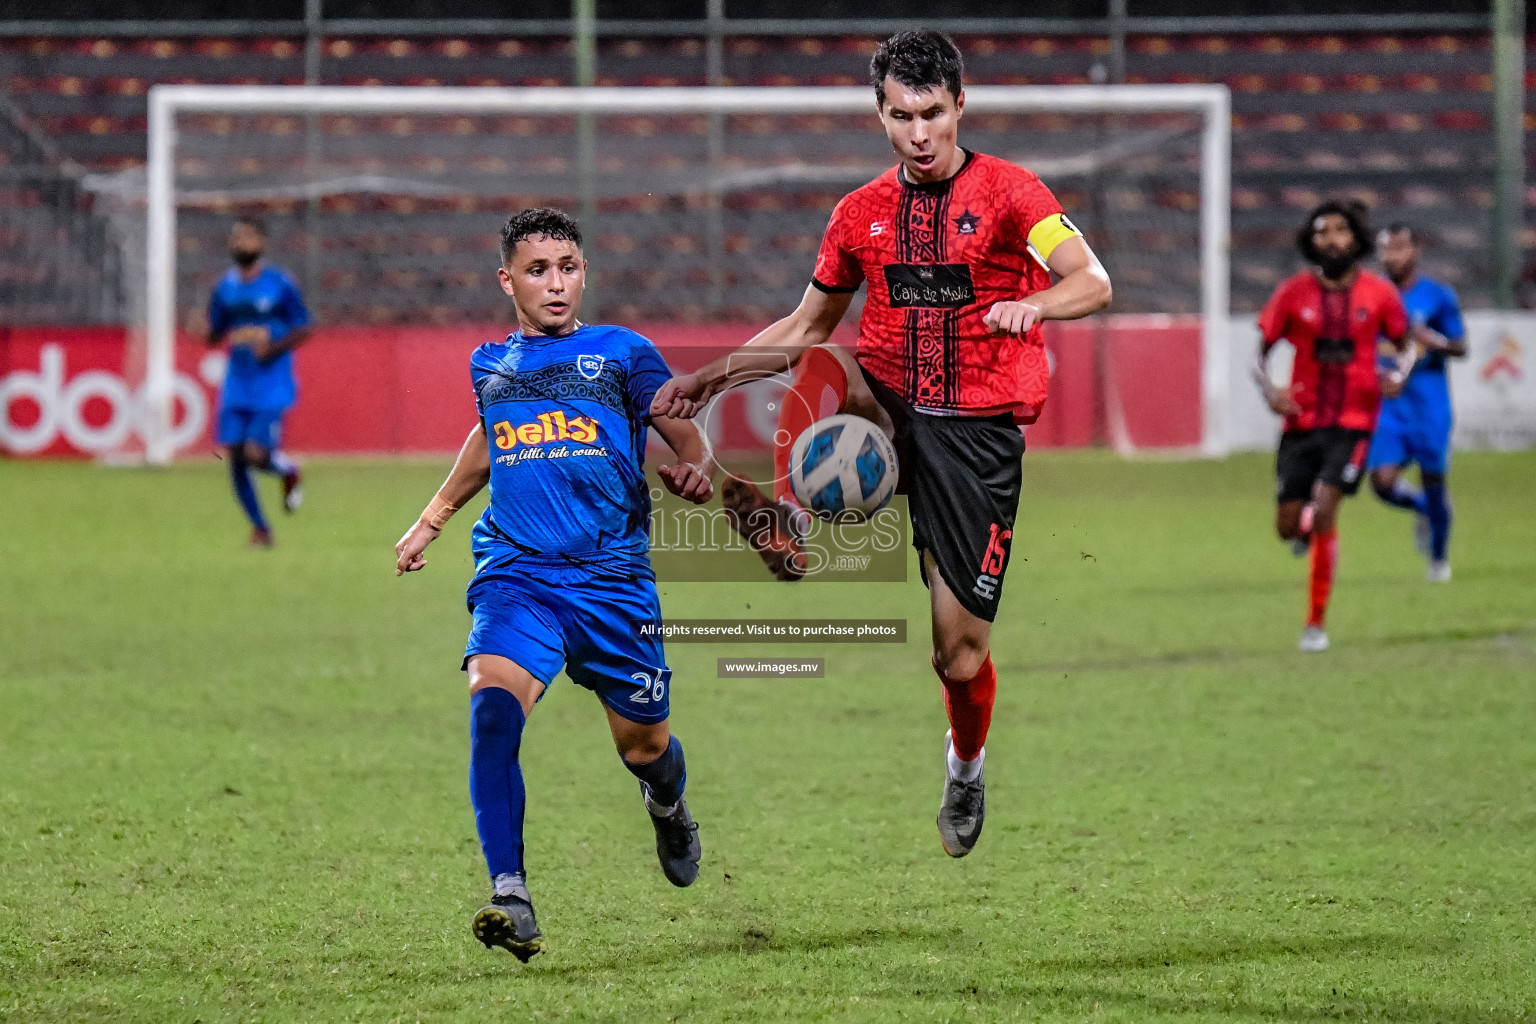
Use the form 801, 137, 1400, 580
208, 264, 311, 411
1401, 276, 1465, 378
1378, 275, 1463, 427
468, 323, 672, 573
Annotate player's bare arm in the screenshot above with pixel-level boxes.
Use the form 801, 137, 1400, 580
213, 324, 301, 364
982, 236, 1112, 336
1411, 322, 1467, 359
1379, 321, 1415, 400
1254, 340, 1302, 418
1380, 352, 1414, 399
649, 285, 854, 419
651, 412, 717, 505
256, 324, 314, 364
213, 324, 266, 348
395, 423, 491, 575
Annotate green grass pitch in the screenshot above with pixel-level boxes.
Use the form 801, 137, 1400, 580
2, 450, 1534, 1023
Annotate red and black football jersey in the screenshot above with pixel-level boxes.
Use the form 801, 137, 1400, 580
1259, 269, 1408, 433
811, 150, 1076, 423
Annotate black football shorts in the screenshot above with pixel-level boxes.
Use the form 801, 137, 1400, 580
1275, 427, 1373, 503
860, 367, 1026, 623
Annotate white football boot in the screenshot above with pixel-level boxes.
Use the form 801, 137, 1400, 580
1298, 626, 1330, 652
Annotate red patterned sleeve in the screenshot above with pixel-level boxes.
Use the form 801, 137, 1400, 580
1001, 170, 1069, 258
811, 194, 864, 294
1257, 279, 1293, 349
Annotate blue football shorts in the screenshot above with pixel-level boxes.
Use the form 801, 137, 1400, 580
464, 556, 672, 725
217, 406, 285, 451
1368, 405, 1452, 476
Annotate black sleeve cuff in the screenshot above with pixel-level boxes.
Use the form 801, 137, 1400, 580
811, 277, 859, 294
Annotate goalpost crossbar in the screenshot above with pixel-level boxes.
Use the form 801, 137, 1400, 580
142, 83, 1230, 463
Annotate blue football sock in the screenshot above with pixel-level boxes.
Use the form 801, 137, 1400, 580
469, 687, 527, 879
1373, 477, 1426, 515
625, 734, 687, 810
229, 459, 268, 530
1424, 477, 1452, 561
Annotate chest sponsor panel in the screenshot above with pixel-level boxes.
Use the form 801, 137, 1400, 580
883, 263, 976, 309
1313, 335, 1357, 364
491, 409, 601, 449
488, 408, 613, 467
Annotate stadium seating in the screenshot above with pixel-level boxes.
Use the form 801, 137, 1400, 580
0, 96, 122, 323
0, 30, 1525, 324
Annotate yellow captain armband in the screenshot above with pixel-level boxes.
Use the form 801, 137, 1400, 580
1026, 213, 1083, 266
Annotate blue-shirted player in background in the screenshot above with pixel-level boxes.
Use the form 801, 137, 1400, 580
1368, 223, 1467, 582
207, 217, 311, 547
393, 208, 716, 962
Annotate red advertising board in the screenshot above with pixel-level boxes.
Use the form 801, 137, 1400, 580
2, 318, 1202, 459
0, 326, 217, 459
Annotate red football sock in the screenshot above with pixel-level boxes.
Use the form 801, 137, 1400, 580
1307, 526, 1338, 628
935, 655, 997, 762
773, 346, 848, 503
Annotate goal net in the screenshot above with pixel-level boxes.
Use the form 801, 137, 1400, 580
115, 84, 1229, 463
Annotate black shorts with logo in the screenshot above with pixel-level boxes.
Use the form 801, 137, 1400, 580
1275, 427, 1373, 503
860, 367, 1026, 623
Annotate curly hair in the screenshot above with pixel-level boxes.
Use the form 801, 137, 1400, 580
870, 30, 964, 107
500, 207, 582, 264
1296, 199, 1374, 264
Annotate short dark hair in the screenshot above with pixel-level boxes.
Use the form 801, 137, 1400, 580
1297, 198, 1374, 264
1383, 221, 1419, 244
233, 215, 266, 236
500, 207, 582, 264
870, 30, 964, 107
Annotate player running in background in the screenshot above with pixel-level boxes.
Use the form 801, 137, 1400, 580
651, 31, 1112, 858
1367, 223, 1466, 582
1255, 200, 1410, 652
394, 208, 716, 962
207, 217, 310, 547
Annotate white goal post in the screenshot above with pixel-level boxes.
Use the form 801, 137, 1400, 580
141, 83, 1230, 464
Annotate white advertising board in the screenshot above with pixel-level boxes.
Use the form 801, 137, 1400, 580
1224, 312, 1536, 454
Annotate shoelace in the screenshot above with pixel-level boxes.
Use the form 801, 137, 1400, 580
662, 814, 698, 855
952, 779, 983, 817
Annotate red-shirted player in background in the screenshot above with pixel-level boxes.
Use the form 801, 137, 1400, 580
1255, 200, 1410, 653
652, 30, 1112, 858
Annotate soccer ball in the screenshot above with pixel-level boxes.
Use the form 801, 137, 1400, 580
788, 414, 899, 519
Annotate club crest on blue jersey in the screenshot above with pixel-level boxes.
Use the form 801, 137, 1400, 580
577, 354, 605, 379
